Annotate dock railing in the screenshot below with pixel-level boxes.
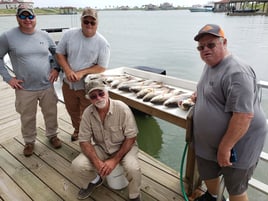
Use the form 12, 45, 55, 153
248, 81, 268, 195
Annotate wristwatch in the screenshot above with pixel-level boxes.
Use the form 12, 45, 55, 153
54, 67, 61, 72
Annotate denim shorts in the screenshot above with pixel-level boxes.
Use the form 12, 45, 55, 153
196, 156, 257, 195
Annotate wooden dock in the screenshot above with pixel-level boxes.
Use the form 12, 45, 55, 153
0, 78, 195, 201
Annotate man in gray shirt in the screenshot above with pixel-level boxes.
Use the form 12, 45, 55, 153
0, 4, 62, 157
192, 24, 267, 201
56, 7, 110, 141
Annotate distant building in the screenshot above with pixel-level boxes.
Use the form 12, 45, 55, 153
213, 0, 268, 15
144, 4, 159, 10
159, 2, 175, 10
214, 0, 229, 12
119, 6, 130, 10
59, 7, 77, 15
0, 0, 33, 9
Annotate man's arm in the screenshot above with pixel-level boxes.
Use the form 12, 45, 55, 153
80, 141, 104, 172
75, 64, 105, 80
56, 53, 78, 82
111, 137, 136, 164
100, 137, 136, 177
217, 112, 253, 166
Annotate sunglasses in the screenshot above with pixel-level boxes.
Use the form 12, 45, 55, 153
83, 20, 96, 26
89, 90, 105, 100
18, 14, 35, 20
197, 42, 216, 51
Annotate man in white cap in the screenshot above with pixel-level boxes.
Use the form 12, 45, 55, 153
71, 79, 142, 201
192, 24, 267, 201
0, 4, 62, 156
56, 7, 110, 141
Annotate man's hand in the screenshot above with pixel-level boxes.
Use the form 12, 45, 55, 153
49, 69, 59, 83
99, 158, 117, 177
65, 69, 78, 82
8, 77, 24, 89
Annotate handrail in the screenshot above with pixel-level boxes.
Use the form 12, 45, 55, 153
249, 82, 268, 195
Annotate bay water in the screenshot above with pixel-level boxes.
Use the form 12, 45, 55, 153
1, 10, 268, 199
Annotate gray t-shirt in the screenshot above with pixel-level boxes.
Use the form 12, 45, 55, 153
0, 27, 57, 90
193, 54, 267, 169
56, 28, 110, 90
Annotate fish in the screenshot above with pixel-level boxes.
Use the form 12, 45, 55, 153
108, 75, 135, 88
150, 90, 185, 105
129, 81, 164, 93
142, 90, 163, 102
84, 73, 104, 83
163, 93, 191, 108
136, 88, 156, 99
178, 98, 195, 111
104, 75, 127, 83
110, 79, 124, 88
103, 74, 136, 88
129, 85, 155, 93
142, 87, 171, 102
117, 79, 156, 92
117, 79, 145, 91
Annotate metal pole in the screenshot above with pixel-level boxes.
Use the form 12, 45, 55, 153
217, 176, 225, 201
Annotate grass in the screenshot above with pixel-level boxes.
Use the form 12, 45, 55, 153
0, 8, 60, 16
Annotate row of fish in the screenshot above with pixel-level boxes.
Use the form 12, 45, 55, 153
84, 73, 195, 110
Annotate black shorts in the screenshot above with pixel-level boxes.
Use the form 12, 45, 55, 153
196, 156, 257, 195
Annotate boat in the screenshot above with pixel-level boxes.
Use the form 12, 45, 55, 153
189, 4, 214, 12
233, 8, 260, 13
226, 8, 260, 15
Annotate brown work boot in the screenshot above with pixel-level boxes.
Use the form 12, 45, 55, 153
49, 136, 62, 149
71, 132, 79, 141
23, 143, 34, 157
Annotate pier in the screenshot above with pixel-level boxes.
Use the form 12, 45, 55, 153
1, 69, 268, 200
0, 76, 191, 201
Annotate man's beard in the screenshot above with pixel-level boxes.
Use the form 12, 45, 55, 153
94, 99, 106, 109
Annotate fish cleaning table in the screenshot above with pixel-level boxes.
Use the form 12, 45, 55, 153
100, 67, 200, 194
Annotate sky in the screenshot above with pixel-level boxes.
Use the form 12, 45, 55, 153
33, 0, 211, 9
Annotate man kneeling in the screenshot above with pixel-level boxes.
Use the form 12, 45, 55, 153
71, 79, 142, 201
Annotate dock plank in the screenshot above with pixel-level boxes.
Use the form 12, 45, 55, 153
34, 128, 181, 201
0, 78, 188, 201
14, 129, 133, 201
0, 144, 63, 201
0, 168, 31, 201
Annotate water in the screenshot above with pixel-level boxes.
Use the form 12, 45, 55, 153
1, 10, 268, 200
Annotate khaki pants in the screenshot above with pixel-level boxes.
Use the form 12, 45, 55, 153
62, 82, 91, 134
71, 145, 141, 199
15, 86, 58, 143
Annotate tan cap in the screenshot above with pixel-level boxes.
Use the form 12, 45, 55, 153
81, 8, 97, 20
17, 4, 34, 16
85, 80, 106, 94
194, 24, 225, 41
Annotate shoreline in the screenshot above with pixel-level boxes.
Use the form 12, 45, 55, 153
0, 7, 190, 16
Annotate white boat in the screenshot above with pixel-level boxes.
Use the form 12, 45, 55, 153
189, 4, 214, 12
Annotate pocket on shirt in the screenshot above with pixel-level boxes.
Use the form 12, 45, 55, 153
110, 126, 125, 144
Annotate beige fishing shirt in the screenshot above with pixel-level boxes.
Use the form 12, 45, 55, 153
79, 98, 138, 154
